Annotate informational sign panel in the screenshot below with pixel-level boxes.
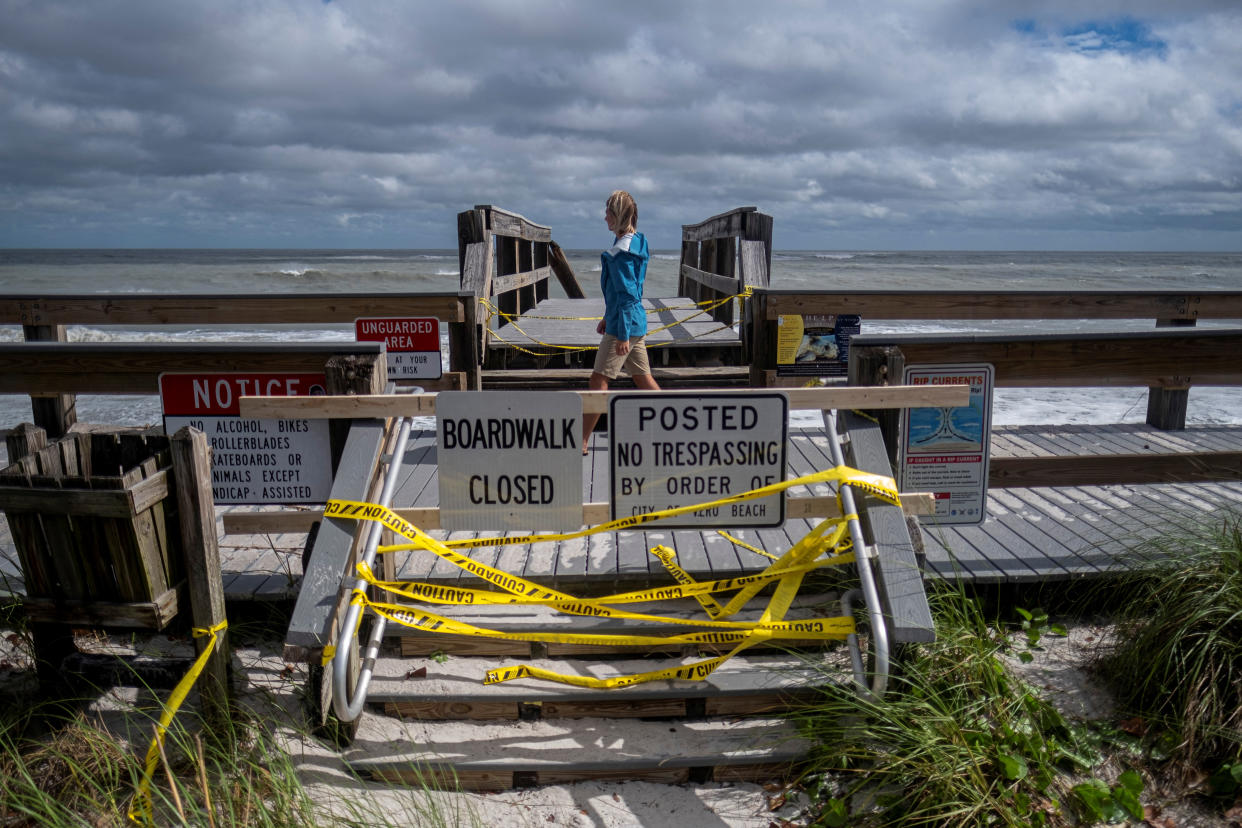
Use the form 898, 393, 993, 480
355, 317, 442, 381
437, 391, 582, 531
899, 364, 994, 526
775, 314, 861, 377
160, 372, 333, 505
609, 393, 787, 528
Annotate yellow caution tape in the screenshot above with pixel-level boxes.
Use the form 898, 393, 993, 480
369, 463, 896, 552
353, 552, 854, 610
716, 530, 779, 561
650, 544, 726, 618
129, 620, 228, 827
359, 597, 853, 646
322, 464, 895, 689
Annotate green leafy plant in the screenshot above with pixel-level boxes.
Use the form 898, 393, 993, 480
1071, 770, 1144, 824
1012, 607, 1067, 663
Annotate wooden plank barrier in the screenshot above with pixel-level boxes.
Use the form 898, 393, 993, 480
458, 205, 584, 372
0, 424, 182, 629
845, 329, 1242, 483
0, 292, 478, 432
679, 207, 773, 329
750, 288, 1242, 430
0, 341, 387, 395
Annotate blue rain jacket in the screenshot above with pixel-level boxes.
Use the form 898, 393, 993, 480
600, 231, 649, 341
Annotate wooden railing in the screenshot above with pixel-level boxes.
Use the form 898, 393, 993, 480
748, 288, 1242, 429
0, 292, 480, 436
457, 205, 584, 370
0, 341, 389, 471
679, 207, 773, 331
844, 327, 1242, 484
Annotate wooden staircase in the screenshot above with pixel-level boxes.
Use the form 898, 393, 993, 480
340, 592, 851, 790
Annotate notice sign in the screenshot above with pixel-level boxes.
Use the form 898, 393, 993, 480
355, 317, 442, 381
609, 393, 787, 528
160, 372, 333, 505
775, 314, 861, 377
899, 364, 994, 526
436, 391, 582, 531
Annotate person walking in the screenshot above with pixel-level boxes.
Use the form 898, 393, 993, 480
582, 190, 661, 453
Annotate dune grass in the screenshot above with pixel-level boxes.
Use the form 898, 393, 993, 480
1092, 512, 1242, 776
0, 640, 480, 828
790, 582, 1113, 827
791, 511, 1242, 826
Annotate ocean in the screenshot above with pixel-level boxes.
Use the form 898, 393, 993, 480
1, 248, 1240, 430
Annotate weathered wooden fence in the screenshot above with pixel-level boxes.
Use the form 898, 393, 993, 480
457, 205, 583, 370
0, 293, 477, 436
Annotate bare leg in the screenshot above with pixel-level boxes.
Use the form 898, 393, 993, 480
631, 373, 661, 391
582, 371, 610, 453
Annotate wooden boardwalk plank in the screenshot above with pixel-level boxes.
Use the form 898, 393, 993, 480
488, 297, 741, 354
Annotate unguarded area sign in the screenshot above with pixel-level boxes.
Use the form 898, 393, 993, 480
354, 316, 442, 381
436, 391, 582, 531
160, 372, 333, 505
899, 363, 994, 526
609, 393, 787, 528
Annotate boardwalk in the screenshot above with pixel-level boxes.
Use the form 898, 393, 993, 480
7, 422, 1238, 602
483, 296, 744, 370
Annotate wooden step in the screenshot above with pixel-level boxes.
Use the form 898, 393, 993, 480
344, 715, 808, 791
368, 651, 846, 721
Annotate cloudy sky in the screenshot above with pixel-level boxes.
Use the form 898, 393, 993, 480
1, 1, 1239, 250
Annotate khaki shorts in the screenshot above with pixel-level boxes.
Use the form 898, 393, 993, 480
593, 335, 652, 379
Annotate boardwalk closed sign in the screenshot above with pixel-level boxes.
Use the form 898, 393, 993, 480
610, 393, 787, 528
160, 372, 333, 505
436, 391, 582, 531
355, 317, 441, 381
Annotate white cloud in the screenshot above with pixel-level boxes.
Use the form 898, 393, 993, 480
0, 1, 1238, 248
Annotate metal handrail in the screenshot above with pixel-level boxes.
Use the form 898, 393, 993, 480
331, 416, 414, 722
825, 409, 890, 700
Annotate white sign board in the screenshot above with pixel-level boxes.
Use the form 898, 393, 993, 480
160, 372, 333, 505
355, 316, 442, 381
436, 391, 583, 531
609, 393, 787, 528
899, 364, 994, 525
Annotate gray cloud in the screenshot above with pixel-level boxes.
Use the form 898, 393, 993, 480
0, 0, 1239, 249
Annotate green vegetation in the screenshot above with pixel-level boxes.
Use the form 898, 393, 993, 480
792, 512, 1242, 826
0, 657, 478, 827
0, 698, 321, 827
1093, 513, 1242, 779
792, 584, 1118, 826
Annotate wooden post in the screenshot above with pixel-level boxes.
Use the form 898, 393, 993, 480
325, 351, 388, 475
3, 421, 74, 688
738, 241, 769, 365
848, 345, 907, 471
449, 292, 483, 391
5, 422, 47, 463
748, 291, 774, 388
548, 241, 586, 299
21, 324, 77, 438
169, 426, 231, 734
1146, 318, 1195, 430
457, 207, 487, 282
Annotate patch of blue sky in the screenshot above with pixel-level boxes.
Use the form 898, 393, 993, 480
1012, 17, 1168, 58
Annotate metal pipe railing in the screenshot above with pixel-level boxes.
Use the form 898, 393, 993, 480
825, 409, 890, 700
331, 416, 414, 722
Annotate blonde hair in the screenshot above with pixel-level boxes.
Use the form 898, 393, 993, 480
606, 190, 638, 235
